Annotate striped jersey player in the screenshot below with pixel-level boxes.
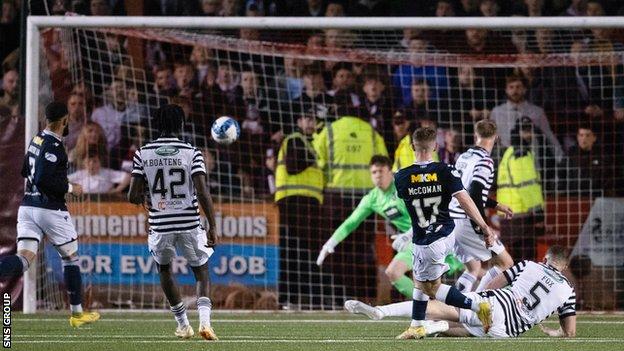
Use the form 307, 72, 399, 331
128, 104, 218, 341
448, 120, 515, 293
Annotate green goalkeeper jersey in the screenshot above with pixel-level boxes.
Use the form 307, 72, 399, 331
330, 182, 412, 243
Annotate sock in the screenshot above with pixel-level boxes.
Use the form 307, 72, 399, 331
391, 275, 414, 299
378, 301, 412, 318
435, 284, 473, 310
171, 302, 190, 328
197, 297, 212, 327
410, 288, 429, 327
475, 266, 502, 292
0, 255, 28, 277
63, 259, 83, 314
455, 271, 477, 293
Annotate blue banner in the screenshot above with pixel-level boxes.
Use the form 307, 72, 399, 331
44, 243, 279, 287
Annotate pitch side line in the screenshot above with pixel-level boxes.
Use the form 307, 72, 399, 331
15, 339, 624, 344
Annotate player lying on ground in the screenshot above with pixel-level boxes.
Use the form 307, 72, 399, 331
316, 155, 417, 298
128, 104, 218, 340
0, 102, 99, 327
393, 126, 496, 340
346, 245, 576, 339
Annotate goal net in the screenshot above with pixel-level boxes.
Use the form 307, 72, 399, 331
29, 17, 624, 312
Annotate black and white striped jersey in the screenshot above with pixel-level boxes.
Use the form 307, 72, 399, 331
487, 260, 576, 337
132, 137, 206, 234
449, 146, 495, 218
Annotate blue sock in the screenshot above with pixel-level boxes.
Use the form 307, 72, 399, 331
0, 255, 27, 277
63, 263, 82, 307
435, 284, 473, 310
410, 288, 429, 327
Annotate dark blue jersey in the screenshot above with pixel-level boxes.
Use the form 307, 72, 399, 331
20, 130, 69, 211
395, 161, 464, 245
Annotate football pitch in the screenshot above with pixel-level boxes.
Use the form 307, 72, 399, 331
11, 312, 624, 350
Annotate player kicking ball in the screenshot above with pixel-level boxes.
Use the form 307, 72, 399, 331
0, 102, 99, 327
128, 104, 218, 340
345, 245, 577, 339
393, 126, 496, 339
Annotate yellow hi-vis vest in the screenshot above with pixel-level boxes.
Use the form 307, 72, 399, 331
275, 132, 324, 203
392, 135, 440, 172
497, 146, 544, 214
313, 116, 388, 191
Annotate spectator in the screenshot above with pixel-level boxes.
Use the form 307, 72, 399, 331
201, 62, 243, 119
201, 0, 222, 15
454, 28, 516, 54
434, 0, 455, 17
392, 37, 449, 106
567, 124, 616, 196
70, 121, 109, 168
277, 56, 304, 100
90, 81, 131, 152
359, 69, 393, 148
479, 0, 500, 16
297, 63, 334, 121
349, 0, 391, 16
65, 93, 87, 151
512, 0, 546, 16
172, 61, 197, 99
274, 110, 324, 306
289, 0, 325, 16
586, 0, 605, 16
327, 62, 355, 96
202, 147, 242, 198
438, 127, 463, 164
0, 68, 18, 111
0, 0, 19, 62
220, 0, 241, 15
189, 46, 214, 86
457, 0, 479, 16
325, 1, 344, 16
68, 150, 130, 194
490, 74, 564, 162
240, 66, 268, 136
404, 79, 438, 120
89, 0, 111, 15
563, 0, 587, 16
151, 64, 175, 97
497, 116, 545, 261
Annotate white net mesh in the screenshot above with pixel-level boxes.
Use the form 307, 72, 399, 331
34, 24, 624, 311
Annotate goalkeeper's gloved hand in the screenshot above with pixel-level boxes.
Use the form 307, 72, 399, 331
391, 229, 412, 252
316, 238, 338, 266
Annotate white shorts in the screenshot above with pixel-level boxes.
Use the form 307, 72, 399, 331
412, 232, 455, 282
452, 219, 505, 263
459, 291, 509, 338
148, 226, 212, 267
17, 206, 78, 253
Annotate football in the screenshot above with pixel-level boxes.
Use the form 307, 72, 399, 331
211, 116, 240, 145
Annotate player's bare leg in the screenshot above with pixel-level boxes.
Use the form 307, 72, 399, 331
158, 263, 193, 338
475, 249, 514, 292
385, 259, 413, 299
191, 263, 218, 341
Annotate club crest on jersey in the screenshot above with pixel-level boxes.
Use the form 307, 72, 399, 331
44, 152, 57, 162
410, 173, 438, 183
155, 145, 180, 156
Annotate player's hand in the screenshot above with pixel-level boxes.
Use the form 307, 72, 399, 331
316, 239, 337, 266
496, 203, 513, 219
206, 229, 217, 247
481, 225, 495, 247
538, 324, 564, 337
71, 183, 83, 196
391, 230, 412, 252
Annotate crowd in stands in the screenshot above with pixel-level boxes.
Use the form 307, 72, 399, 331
0, 1, 621, 201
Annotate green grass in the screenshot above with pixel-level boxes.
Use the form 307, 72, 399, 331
10, 312, 624, 351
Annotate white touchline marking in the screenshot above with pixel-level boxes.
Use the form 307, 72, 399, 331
14, 339, 624, 344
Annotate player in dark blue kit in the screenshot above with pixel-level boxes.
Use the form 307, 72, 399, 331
0, 102, 99, 327
394, 127, 495, 339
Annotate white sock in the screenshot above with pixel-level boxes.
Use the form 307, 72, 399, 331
197, 297, 212, 327
70, 304, 83, 315
378, 301, 412, 318
455, 271, 478, 293
475, 266, 502, 292
171, 302, 190, 328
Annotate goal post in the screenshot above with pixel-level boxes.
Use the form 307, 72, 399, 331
24, 15, 624, 314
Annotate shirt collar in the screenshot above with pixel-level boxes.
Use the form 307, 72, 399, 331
43, 129, 62, 142
414, 160, 433, 165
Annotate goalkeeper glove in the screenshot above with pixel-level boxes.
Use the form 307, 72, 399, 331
316, 238, 338, 266
391, 229, 413, 252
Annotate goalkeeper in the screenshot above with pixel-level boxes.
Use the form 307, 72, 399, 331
316, 155, 417, 298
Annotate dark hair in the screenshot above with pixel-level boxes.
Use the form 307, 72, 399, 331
155, 104, 185, 136
505, 73, 526, 87
370, 155, 392, 168
578, 122, 597, 135
331, 62, 353, 79
301, 62, 324, 78
45, 101, 68, 122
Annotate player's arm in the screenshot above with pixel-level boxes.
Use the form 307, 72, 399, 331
127, 176, 145, 204
454, 190, 494, 246
193, 173, 217, 247
316, 194, 374, 266
33, 144, 78, 196
539, 316, 576, 338
486, 260, 527, 290
484, 270, 509, 290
